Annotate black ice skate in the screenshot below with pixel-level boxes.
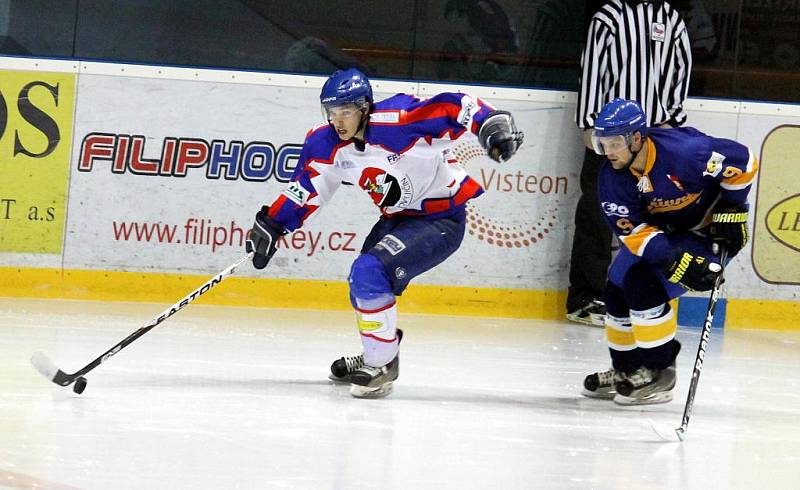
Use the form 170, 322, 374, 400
349, 355, 400, 399
582, 368, 625, 399
566, 300, 607, 327
613, 365, 676, 406
329, 328, 403, 383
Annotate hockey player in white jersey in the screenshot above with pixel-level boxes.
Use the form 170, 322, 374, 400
246, 68, 523, 398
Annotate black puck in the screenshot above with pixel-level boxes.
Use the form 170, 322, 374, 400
73, 377, 87, 394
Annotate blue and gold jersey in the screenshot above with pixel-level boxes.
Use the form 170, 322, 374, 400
598, 127, 758, 265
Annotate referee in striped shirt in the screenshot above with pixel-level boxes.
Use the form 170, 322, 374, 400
566, 0, 692, 326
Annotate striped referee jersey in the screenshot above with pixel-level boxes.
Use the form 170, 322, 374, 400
576, 0, 692, 129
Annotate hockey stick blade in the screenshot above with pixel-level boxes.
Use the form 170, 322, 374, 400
647, 419, 683, 442
30, 252, 254, 391
31, 351, 75, 386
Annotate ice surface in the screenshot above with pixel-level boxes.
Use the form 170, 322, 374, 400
1, 297, 799, 489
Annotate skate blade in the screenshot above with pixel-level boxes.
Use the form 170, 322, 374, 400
566, 313, 604, 328
588, 313, 606, 327
565, 313, 591, 325
328, 374, 352, 384
350, 381, 393, 399
613, 391, 673, 406
580, 388, 616, 400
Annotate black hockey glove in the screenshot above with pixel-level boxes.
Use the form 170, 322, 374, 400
246, 206, 283, 269
709, 204, 748, 256
477, 110, 524, 163
664, 250, 722, 292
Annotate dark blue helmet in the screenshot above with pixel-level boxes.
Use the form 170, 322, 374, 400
320, 68, 373, 111
591, 99, 648, 156
593, 98, 647, 138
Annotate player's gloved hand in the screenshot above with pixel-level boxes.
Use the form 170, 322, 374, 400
709, 203, 748, 255
478, 110, 524, 163
664, 250, 722, 292
246, 206, 283, 269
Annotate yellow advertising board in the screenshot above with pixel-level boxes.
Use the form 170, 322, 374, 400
752, 125, 800, 284
0, 69, 75, 254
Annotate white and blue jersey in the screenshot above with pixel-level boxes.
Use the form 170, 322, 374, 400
267, 92, 495, 230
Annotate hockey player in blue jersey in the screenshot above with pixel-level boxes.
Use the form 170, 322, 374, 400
581, 99, 757, 405
246, 68, 523, 398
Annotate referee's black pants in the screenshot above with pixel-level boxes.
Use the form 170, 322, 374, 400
566, 148, 612, 313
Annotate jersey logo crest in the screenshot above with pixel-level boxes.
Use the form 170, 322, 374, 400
358, 168, 413, 208
647, 193, 702, 213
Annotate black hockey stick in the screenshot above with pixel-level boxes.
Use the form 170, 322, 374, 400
651, 246, 729, 442
31, 252, 254, 394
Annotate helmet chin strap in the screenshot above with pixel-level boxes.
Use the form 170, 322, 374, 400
351, 107, 370, 150
622, 136, 645, 169
345, 107, 370, 151
624, 146, 639, 168
355, 106, 370, 137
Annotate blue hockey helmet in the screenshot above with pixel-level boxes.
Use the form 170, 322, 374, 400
320, 68, 373, 120
592, 98, 647, 155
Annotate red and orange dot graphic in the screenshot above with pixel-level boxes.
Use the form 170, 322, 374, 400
466, 205, 558, 249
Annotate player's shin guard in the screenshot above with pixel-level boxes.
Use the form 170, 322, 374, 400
631, 300, 678, 369
348, 303, 400, 398
348, 303, 401, 398
614, 301, 679, 405
356, 303, 399, 367
348, 253, 400, 367
346, 253, 401, 397
602, 281, 641, 373
605, 314, 640, 372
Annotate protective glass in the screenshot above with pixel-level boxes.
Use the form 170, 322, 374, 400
591, 133, 633, 155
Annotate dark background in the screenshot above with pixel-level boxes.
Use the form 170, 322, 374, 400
1, 1, 797, 103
